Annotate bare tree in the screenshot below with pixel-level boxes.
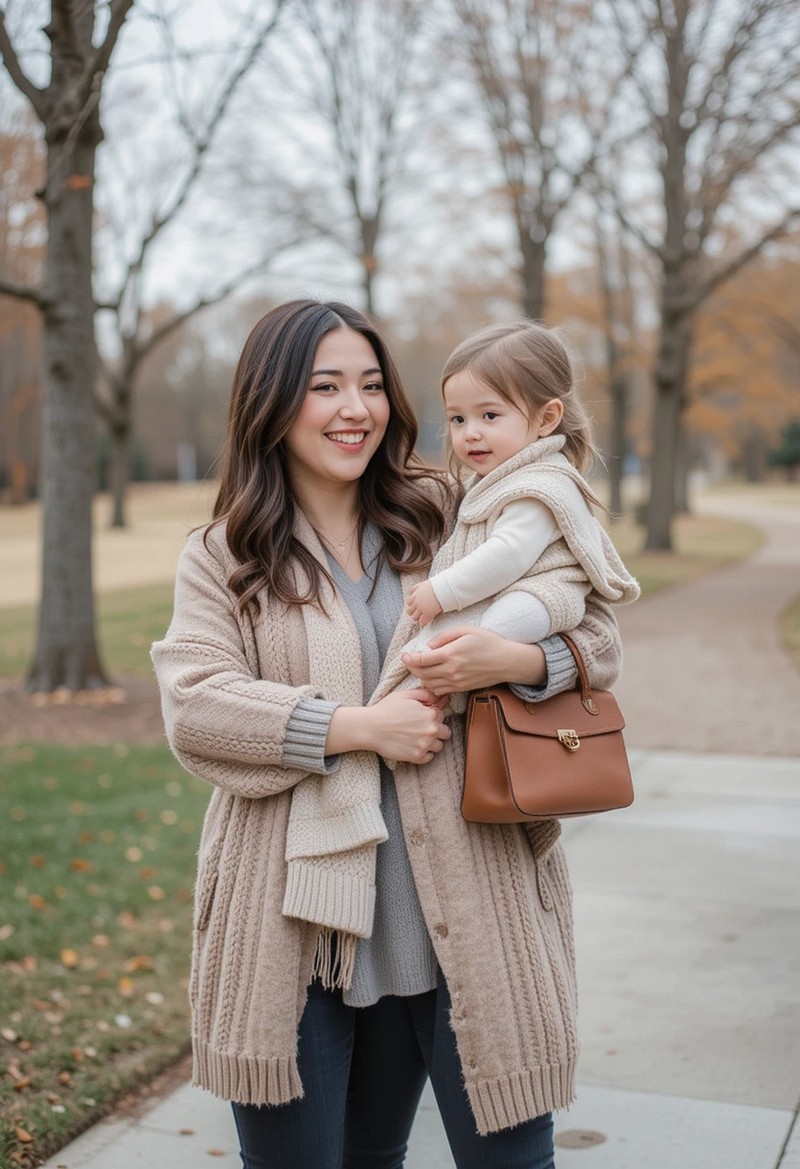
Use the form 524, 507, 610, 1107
451, 0, 621, 320
593, 195, 640, 517
94, 0, 287, 527
0, 0, 134, 692
606, 0, 800, 550
266, 0, 430, 317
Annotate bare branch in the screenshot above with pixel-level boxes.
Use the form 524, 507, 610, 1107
133, 244, 298, 365
115, 0, 285, 309
693, 209, 800, 308
79, 0, 135, 105
0, 276, 45, 307
0, 9, 47, 118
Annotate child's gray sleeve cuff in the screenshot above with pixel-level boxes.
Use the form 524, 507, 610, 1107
283, 698, 342, 774
509, 635, 578, 704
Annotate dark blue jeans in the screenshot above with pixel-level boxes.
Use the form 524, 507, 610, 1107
231, 975, 555, 1169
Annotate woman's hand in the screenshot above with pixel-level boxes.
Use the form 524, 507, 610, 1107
327, 689, 451, 764
401, 627, 547, 697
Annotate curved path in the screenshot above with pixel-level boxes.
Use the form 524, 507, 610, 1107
615, 491, 800, 756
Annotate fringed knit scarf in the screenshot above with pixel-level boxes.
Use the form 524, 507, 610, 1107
281, 515, 402, 989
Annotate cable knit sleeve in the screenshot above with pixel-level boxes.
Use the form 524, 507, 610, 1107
509, 593, 622, 703
151, 529, 327, 799
283, 697, 342, 774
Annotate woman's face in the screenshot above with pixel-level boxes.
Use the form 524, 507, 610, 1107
283, 327, 391, 495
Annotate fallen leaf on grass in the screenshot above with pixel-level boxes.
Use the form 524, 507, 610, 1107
147, 886, 166, 901
13, 1076, 32, 1091
70, 858, 92, 873
0, 924, 14, 940
58, 1071, 71, 1085
28, 856, 45, 868
28, 894, 47, 910
117, 976, 135, 996
14, 1127, 33, 1143
123, 955, 154, 973
60, 949, 79, 968
1, 1028, 17, 1042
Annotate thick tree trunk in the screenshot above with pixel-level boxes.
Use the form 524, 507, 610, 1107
674, 420, 691, 514
645, 300, 691, 551
26, 138, 108, 691
608, 373, 627, 516
108, 419, 130, 529
520, 232, 546, 321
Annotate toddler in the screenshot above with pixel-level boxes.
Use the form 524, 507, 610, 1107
402, 321, 639, 669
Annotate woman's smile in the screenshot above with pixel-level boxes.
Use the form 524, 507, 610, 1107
284, 327, 390, 490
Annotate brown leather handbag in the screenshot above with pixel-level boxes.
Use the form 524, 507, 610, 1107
462, 635, 634, 823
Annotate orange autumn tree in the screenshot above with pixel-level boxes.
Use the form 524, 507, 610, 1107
687, 247, 800, 480
0, 112, 45, 503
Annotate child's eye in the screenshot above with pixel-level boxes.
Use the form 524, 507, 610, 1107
449, 415, 464, 426
483, 412, 498, 421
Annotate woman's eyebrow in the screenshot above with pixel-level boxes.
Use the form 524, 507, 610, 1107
310, 367, 383, 377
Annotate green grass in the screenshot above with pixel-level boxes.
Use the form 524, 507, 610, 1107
780, 595, 800, 672
0, 584, 175, 681
0, 743, 210, 1168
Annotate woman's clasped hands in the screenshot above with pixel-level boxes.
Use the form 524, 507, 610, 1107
326, 687, 451, 765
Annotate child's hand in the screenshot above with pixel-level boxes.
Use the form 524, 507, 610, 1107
406, 581, 443, 627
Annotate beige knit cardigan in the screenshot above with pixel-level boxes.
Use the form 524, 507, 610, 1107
151, 497, 623, 1136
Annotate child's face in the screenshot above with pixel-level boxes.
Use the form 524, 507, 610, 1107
443, 370, 540, 477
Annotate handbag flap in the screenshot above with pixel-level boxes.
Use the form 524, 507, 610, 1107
487, 686, 625, 739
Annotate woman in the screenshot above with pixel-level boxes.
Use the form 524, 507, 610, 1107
151, 300, 622, 1169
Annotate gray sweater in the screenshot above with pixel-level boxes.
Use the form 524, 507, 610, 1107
282, 524, 578, 1007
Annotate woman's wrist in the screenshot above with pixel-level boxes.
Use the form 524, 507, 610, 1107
496, 640, 547, 687
326, 705, 373, 755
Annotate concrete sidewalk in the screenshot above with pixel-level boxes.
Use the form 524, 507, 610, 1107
42, 747, 800, 1169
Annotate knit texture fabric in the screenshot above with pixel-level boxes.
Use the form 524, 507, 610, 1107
383, 436, 639, 710
151, 484, 626, 1135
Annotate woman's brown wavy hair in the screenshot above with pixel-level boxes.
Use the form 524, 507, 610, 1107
208, 299, 447, 612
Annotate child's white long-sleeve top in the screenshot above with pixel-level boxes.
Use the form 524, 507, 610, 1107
429, 497, 558, 613
401, 435, 639, 658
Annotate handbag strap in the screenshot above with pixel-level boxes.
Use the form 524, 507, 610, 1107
561, 633, 600, 716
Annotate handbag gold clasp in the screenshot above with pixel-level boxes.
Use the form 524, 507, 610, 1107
557, 729, 580, 752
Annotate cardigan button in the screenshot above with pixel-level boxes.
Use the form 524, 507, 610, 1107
409, 828, 425, 846
434, 923, 448, 938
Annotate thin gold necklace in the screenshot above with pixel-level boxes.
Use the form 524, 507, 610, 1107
316, 521, 359, 553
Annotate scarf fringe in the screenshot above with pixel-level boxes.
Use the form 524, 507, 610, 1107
312, 927, 357, 990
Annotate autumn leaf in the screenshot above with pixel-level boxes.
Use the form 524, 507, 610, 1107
13, 1076, 33, 1091
61, 949, 79, 968
63, 173, 92, 190
71, 858, 92, 872
14, 1127, 33, 1143
29, 894, 47, 910
123, 955, 154, 972
117, 976, 135, 996
147, 886, 166, 901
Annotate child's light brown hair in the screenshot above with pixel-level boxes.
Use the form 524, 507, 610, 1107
441, 320, 598, 476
